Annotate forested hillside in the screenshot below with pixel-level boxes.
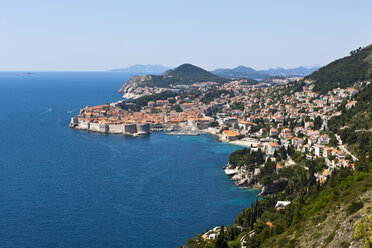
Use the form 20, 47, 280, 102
184, 45, 372, 248
328, 85, 372, 159
118, 64, 228, 94
306, 45, 372, 94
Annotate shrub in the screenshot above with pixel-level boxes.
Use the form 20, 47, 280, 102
347, 201, 364, 215
227, 240, 239, 248
340, 241, 350, 248
354, 214, 372, 247
325, 231, 335, 244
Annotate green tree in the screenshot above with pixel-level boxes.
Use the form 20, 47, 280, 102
313, 116, 322, 130
151, 108, 162, 114
175, 104, 183, 112
215, 226, 228, 248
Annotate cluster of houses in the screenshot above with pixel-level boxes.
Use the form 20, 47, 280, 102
208, 82, 358, 173
72, 78, 359, 180
73, 78, 364, 245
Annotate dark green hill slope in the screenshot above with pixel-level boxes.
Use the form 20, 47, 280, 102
163, 64, 226, 83
306, 45, 372, 94
257, 58, 372, 247
184, 45, 372, 248
328, 85, 372, 160
118, 64, 228, 94
258, 85, 372, 248
240, 48, 372, 247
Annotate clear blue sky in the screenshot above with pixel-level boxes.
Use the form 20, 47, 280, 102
1, 0, 371, 71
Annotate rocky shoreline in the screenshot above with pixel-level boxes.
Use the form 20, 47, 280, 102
224, 162, 289, 196
69, 115, 278, 195
224, 162, 263, 189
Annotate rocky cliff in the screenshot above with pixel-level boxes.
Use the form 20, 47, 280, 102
118, 75, 158, 98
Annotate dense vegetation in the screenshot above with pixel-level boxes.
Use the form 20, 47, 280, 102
229, 148, 265, 169
123, 90, 203, 111
328, 85, 372, 159
125, 64, 229, 89
259, 164, 371, 247
163, 64, 228, 84
184, 45, 372, 248
280, 81, 305, 96
230, 102, 245, 111
306, 45, 372, 94
185, 147, 372, 248
200, 90, 232, 104
122, 91, 178, 111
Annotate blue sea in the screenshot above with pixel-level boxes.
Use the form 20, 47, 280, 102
0, 72, 258, 248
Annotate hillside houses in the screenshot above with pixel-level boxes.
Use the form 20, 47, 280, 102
73, 75, 359, 179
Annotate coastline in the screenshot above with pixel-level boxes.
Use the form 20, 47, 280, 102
69, 114, 264, 193
203, 130, 265, 191
3, 72, 263, 248
70, 117, 263, 192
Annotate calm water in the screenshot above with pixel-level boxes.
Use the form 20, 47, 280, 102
0, 72, 258, 248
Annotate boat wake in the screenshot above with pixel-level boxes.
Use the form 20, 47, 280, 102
66, 109, 76, 114
40, 108, 53, 114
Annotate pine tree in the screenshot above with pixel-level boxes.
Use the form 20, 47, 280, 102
215, 226, 228, 248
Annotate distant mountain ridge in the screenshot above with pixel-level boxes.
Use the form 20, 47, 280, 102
212, 65, 319, 80
261, 66, 319, 76
118, 63, 228, 96
109, 64, 170, 74
110, 64, 319, 80
212, 66, 271, 80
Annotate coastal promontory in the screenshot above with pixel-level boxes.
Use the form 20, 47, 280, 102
118, 63, 228, 98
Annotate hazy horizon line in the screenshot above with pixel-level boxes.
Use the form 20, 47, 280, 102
0, 64, 322, 73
